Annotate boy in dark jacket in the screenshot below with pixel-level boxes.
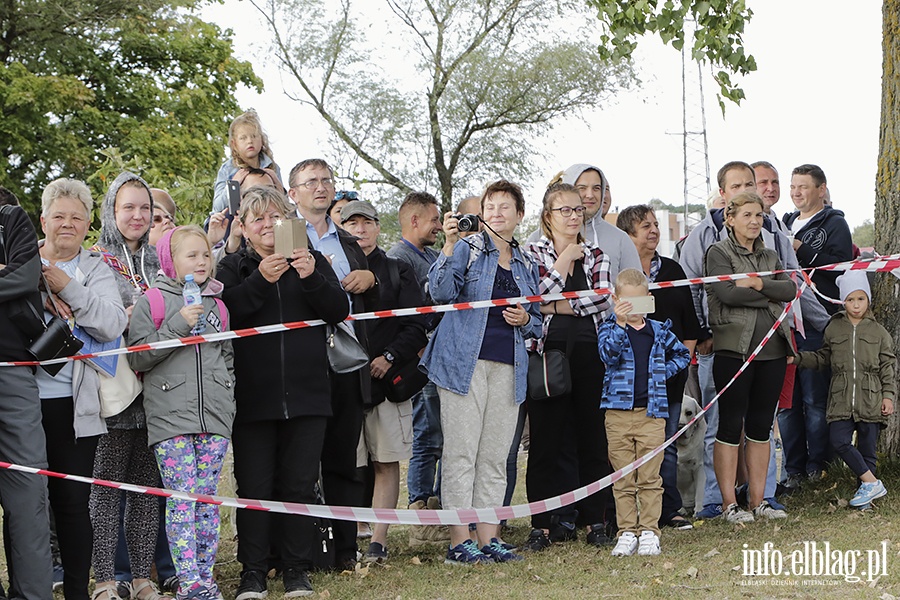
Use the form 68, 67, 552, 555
793, 271, 895, 509
597, 269, 690, 557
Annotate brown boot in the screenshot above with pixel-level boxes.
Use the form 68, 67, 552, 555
408, 498, 451, 546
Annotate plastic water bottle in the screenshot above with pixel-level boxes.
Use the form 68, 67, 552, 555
182, 274, 206, 334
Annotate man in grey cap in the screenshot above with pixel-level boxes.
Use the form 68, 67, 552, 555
340, 200, 428, 565
529, 165, 640, 279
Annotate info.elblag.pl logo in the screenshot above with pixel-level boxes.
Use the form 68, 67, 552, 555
742, 541, 889, 584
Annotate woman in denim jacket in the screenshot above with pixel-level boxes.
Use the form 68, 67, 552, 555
420, 180, 541, 565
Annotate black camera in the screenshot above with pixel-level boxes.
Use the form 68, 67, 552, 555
453, 213, 480, 232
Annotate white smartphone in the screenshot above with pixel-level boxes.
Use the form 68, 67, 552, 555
622, 295, 655, 315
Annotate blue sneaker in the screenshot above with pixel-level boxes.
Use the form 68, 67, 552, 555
480, 538, 523, 562
850, 480, 887, 507
445, 539, 494, 565
695, 503, 723, 519
765, 497, 786, 511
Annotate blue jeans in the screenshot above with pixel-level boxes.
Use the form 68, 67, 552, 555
698, 352, 722, 507
115, 495, 175, 582
407, 381, 443, 505
660, 370, 688, 521
777, 329, 830, 476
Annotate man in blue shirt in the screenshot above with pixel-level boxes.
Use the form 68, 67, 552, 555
288, 158, 379, 571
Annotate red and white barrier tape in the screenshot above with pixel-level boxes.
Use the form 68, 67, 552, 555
2, 255, 895, 369
0, 282, 802, 524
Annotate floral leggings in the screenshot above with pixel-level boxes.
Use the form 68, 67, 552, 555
154, 433, 229, 593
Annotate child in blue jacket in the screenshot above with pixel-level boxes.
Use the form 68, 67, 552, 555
597, 268, 690, 558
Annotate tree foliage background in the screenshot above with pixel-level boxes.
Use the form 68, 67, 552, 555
250, 0, 635, 213
0, 0, 261, 224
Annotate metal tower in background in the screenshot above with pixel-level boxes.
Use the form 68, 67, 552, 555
679, 25, 711, 227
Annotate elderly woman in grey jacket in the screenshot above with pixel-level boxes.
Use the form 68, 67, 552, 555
37, 178, 127, 600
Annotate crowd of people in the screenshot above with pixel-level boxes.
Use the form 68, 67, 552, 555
0, 109, 893, 599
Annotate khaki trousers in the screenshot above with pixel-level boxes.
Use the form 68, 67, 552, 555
605, 408, 665, 537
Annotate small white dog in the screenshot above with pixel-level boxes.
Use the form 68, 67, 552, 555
675, 394, 706, 515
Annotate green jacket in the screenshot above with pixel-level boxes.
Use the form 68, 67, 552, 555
796, 311, 896, 425
704, 232, 796, 357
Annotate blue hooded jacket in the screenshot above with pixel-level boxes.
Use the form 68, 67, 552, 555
597, 316, 691, 418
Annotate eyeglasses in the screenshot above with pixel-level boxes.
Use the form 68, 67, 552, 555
334, 190, 359, 201
152, 213, 173, 224
294, 178, 335, 190
550, 206, 586, 218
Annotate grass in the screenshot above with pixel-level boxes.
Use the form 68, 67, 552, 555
204, 454, 900, 600
23, 451, 900, 599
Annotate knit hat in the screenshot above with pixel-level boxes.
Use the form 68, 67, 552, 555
155, 226, 181, 279
837, 271, 871, 302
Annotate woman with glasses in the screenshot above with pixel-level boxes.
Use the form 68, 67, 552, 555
523, 181, 613, 551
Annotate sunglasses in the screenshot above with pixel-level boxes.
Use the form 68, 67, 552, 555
334, 190, 359, 201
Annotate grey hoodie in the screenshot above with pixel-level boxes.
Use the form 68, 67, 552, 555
526, 164, 641, 278
94, 171, 160, 430
95, 171, 160, 309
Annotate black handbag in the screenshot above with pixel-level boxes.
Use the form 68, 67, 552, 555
527, 325, 575, 401
382, 357, 429, 403
26, 274, 84, 376
527, 349, 571, 400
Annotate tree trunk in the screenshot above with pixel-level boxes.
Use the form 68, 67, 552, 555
874, 0, 900, 455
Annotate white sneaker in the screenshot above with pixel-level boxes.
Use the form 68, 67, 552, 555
724, 503, 755, 524
637, 530, 661, 556
752, 500, 787, 520
610, 531, 638, 557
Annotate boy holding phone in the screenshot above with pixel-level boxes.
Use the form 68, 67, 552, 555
596, 268, 690, 557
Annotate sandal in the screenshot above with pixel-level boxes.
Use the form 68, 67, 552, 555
131, 580, 173, 600
92, 585, 122, 600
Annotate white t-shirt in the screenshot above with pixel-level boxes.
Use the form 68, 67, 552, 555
791, 209, 822, 236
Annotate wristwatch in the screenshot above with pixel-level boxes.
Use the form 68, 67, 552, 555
382, 350, 395, 364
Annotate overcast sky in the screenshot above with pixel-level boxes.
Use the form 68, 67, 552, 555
203, 0, 882, 230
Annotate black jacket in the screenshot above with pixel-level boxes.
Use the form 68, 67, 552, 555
783, 205, 853, 314
365, 247, 427, 405
0, 206, 42, 361
649, 255, 702, 344
218, 248, 350, 423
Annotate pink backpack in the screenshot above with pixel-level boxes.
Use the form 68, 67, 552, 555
145, 288, 228, 332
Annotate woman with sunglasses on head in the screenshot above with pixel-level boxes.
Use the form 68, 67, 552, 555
148, 204, 175, 247
523, 181, 613, 551
328, 190, 358, 227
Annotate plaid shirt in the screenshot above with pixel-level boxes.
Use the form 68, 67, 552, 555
525, 235, 612, 353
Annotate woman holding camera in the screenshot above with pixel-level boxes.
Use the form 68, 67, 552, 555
420, 180, 541, 565
523, 182, 613, 551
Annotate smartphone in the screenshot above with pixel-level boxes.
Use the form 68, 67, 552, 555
622, 295, 655, 315
227, 179, 241, 216
274, 218, 308, 257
